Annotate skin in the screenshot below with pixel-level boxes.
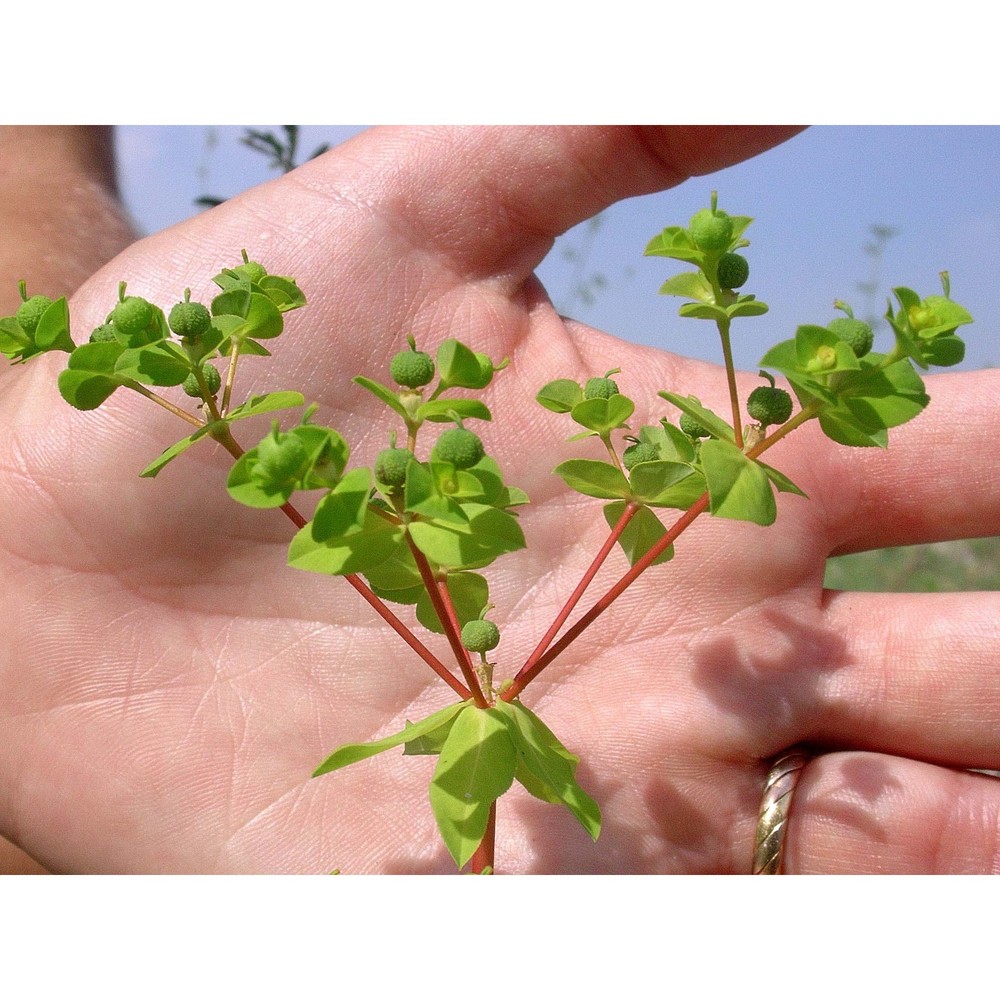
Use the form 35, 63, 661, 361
0, 126, 136, 874
1, 126, 997, 874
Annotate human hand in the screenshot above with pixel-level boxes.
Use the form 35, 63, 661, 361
2, 126, 996, 873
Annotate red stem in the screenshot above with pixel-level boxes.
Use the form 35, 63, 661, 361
503, 493, 710, 700
520, 500, 640, 678
470, 801, 496, 874
276, 501, 471, 700
407, 538, 488, 708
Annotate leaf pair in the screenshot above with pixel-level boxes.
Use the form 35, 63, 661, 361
0, 297, 72, 363
313, 699, 600, 869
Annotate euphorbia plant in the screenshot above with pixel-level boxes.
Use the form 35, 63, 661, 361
1, 194, 972, 874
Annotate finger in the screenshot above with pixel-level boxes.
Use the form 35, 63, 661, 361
784, 751, 1000, 874
287, 125, 805, 286
795, 368, 1000, 552
811, 591, 1000, 769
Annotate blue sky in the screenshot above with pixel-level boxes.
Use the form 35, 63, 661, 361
117, 126, 999, 372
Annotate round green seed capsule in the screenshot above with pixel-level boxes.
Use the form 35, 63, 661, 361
389, 348, 435, 388
375, 446, 416, 488
431, 427, 484, 469
255, 432, 309, 486
182, 363, 222, 398
111, 296, 153, 337
16, 294, 53, 336
461, 619, 500, 654
584, 376, 620, 400
746, 385, 792, 427
622, 442, 658, 470
689, 208, 733, 252
88, 323, 117, 344
828, 317, 874, 357
169, 300, 212, 340
679, 412, 711, 439
234, 260, 267, 284
717, 252, 749, 289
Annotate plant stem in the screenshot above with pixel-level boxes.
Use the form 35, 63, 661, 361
470, 801, 496, 874
520, 500, 640, 677
503, 493, 709, 700
221, 341, 241, 416
407, 539, 488, 708
126, 382, 205, 429
504, 400, 825, 700
716, 318, 744, 449
207, 425, 474, 700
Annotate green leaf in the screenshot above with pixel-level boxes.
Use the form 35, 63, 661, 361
429, 705, 517, 868
353, 375, 410, 422
643, 469, 707, 511
404, 461, 469, 524
758, 337, 799, 374
552, 459, 630, 500
407, 503, 525, 570
626, 460, 693, 503
603, 501, 673, 566
658, 271, 713, 302
114, 341, 192, 387
226, 391, 305, 422
257, 275, 307, 312
139, 424, 215, 478
0, 316, 31, 360
758, 461, 807, 497
644, 226, 704, 265
436, 339, 485, 389
241, 292, 284, 340
226, 451, 293, 508
403, 710, 464, 756
658, 392, 735, 443
836, 357, 929, 431
211, 288, 251, 319
818, 408, 888, 448
288, 508, 405, 576
921, 334, 965, 367
700, 438, 776, 525
795, 325, 860, 374
570, 394, 634, 433
311, 468, 377, 541
58, 342, 130, 410
536, 378, 583, 414
638, 422, 695, 463
726, 296, 769, 319
363, 545, 423, 594
494, 700, 601, 841
313, 701, 469, 776
416, 571, 489, 634
297, 424, 351, 488
415, 398, 491, 423
678, 301, 729, 322
33, 297, 74, 352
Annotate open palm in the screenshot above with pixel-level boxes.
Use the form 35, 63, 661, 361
2, 126, 997, 873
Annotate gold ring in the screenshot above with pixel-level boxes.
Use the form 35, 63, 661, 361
752, 746, 810, 874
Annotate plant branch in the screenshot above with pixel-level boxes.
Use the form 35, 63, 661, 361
406, 538, 488, 707
177, 417, 474, 700
716, 318, 744, 449
519, 500, 640, 678
126, 382, 205, 428
503, 494, 709, 700
470, 801, 496, 874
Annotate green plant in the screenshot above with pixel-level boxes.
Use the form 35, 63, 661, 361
1, 193, 973, 874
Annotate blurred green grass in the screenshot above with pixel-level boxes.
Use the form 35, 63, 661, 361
824, 537, 1000, 591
